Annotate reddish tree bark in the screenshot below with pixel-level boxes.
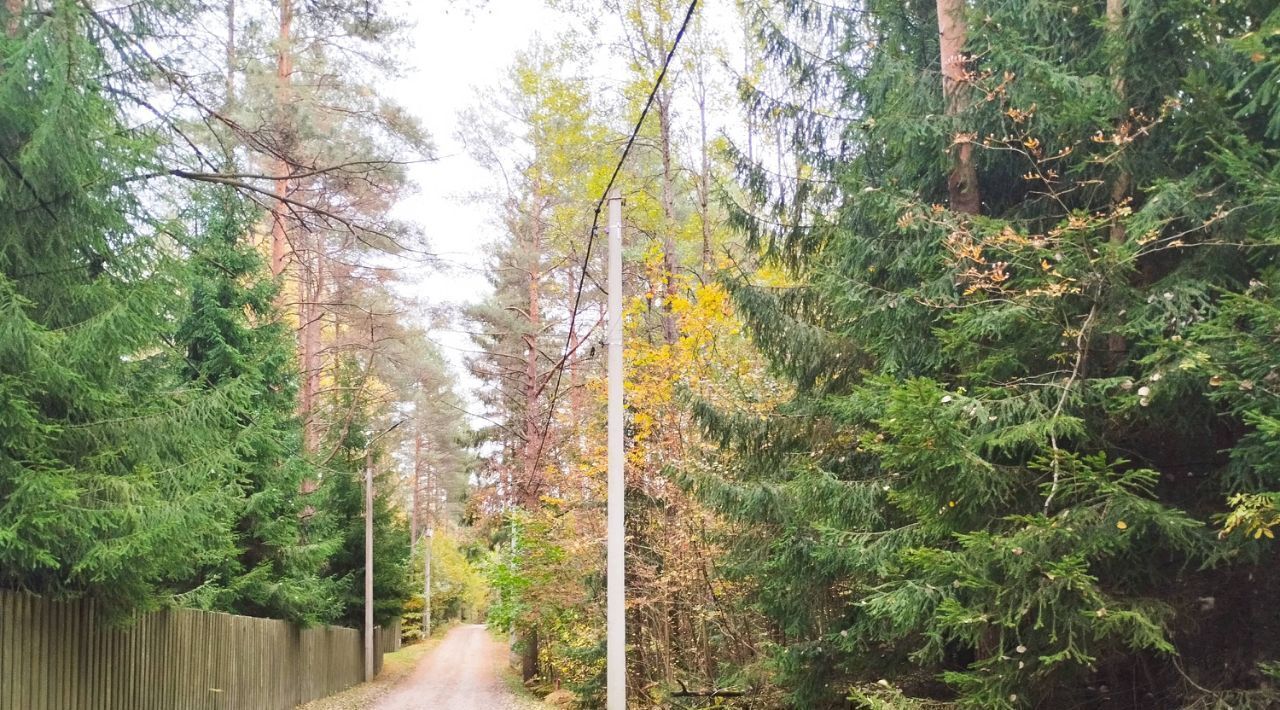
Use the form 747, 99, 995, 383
937, 0, 981, 214
270, 0, 293, 277
5, 0, 20, 37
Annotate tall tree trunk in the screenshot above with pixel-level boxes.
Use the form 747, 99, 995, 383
697, 65, 712, 276
1106, 0, 1132, 365
937, 0, 981, 214
270, 0, 293, 277
521, 215, 543, 509
5, 0, 20, 37
658, 87, 679, 344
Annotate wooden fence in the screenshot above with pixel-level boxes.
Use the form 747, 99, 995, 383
0, 589, 399, 710
377, 618, 402, 656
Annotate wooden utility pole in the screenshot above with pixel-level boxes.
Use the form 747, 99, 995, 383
1106, 0, 1130, 246
301, 249, 324, 451
691, 14, 713, 276
606, 188, 625, 710
521, 212, 543, 507
224, 0, 235, 107
697, 74, 712, 276
657, 63, 679, 344
422, 436, 434, 638
1105, 0, 1132, 367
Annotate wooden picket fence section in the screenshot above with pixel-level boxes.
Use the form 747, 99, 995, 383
0, 589, 399, 710
377, 618, 402, 656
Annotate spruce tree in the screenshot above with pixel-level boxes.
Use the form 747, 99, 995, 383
171, 187, 339, 624
319, 356, 412, 629
0, 0, 240, 613
695, 1, 1280, 707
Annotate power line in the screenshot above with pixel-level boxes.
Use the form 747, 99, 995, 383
527, 0, 701, 482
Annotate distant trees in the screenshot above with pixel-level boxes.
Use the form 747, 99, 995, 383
461, 47, 615, 686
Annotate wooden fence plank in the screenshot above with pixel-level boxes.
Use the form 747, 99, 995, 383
0, 592, 11, 710
11, 594, 25, 710
0, 592, 12, 710
36, 593, 46, 710
57, 597, 70, 710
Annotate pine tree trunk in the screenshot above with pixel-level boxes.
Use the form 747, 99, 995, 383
1106, 0, 1131, 366
937, 0, 980, 214
521, 214, 543, 508
5, 0, 20, 37
270, 0, 293, 277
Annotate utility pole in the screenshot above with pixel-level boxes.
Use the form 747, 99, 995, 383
606, 188, 625, 710
363, 419, 404, 683
410, 432, 421, 556
423, 460, 434, 638
364, 448, 374, 682
424, 524, 432, 637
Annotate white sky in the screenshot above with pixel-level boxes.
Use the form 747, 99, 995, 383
389, 1, 571, 398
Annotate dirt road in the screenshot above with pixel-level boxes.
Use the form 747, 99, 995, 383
369, 624, 537, 710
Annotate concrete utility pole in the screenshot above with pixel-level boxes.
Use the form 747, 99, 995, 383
423, 524, 433, 637
606, 188, 625, 710
364, 448, 375, 682
364, 419, 405, 683
423, 458, 434, 638
410, 432, 422, 556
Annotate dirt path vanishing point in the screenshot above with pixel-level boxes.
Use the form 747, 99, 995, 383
369, 624, 537, 710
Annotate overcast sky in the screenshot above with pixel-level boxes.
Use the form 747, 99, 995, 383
386, 1, 569, 396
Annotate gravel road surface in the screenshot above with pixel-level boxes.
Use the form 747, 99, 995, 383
369, 624, 537, 710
